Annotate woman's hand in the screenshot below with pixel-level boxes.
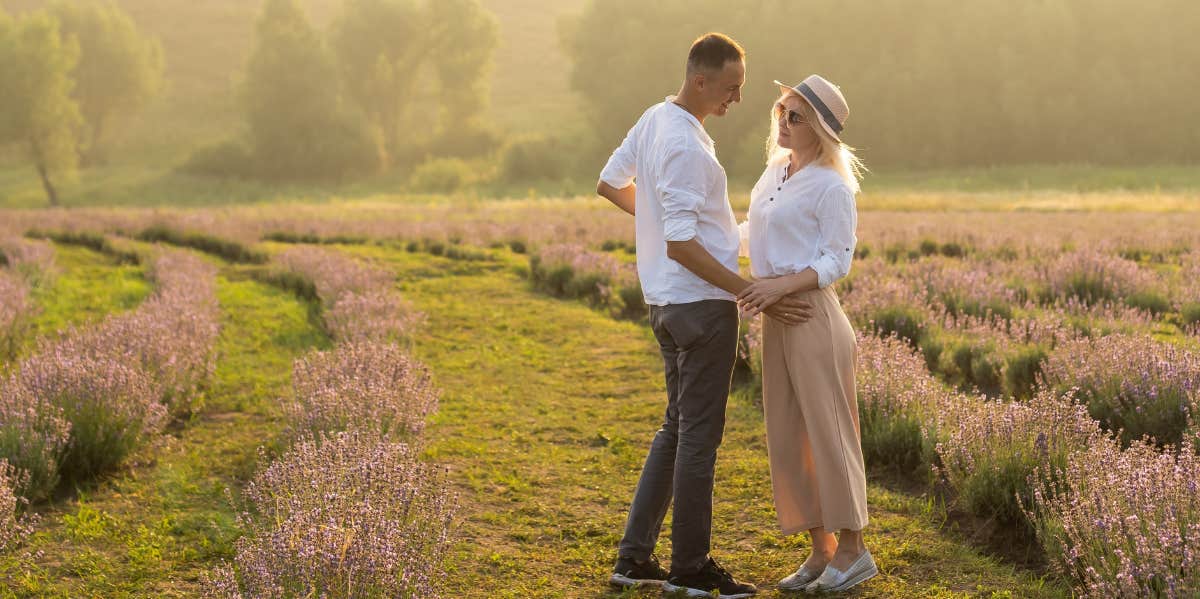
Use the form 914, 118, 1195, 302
737, 278, 796, 316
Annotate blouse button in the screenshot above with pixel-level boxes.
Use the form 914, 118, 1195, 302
769, 197, 774, 201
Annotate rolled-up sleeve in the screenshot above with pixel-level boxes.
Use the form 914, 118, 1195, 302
737, 220, 750, 257
812, 185, 858, 288
599, 125, 637, 189
656, 145, 709, 242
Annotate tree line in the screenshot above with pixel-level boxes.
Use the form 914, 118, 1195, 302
562, 0, 1200, 181
0, 0, 498, 204
3, 0, 1197, 205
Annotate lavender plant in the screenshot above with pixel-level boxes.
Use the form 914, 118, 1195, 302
274, 246, 421, 341
841, 261, 932, 348
1035, 250, 1156, 306
913, 256, 1019, 322
0, 272, 35, 360
0, 460, 36, 553
936, 390, 1105, 528
12, 345, 166, 482
1176, 252, 1200, 334
1040, 334, 1200, 447
0, 381, 71, 502
857, 333, 960, 476
209, 430, 455, 599
0, 237, 55, 287
736, 314, 763, 400
1029, 438, 1200, 598
286, 342, 438, 440
275, 246, 392, 306
529, 244, 640, 319
325, 290, 422, 343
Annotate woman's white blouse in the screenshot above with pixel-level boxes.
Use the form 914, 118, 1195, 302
740, 158, 858, 288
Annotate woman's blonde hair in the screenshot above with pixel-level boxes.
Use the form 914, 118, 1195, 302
765, 91, 866, 193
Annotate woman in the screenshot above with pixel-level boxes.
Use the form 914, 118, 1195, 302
736, 75, 876, 593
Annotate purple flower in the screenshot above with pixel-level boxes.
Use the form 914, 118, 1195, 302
0, 459, 37, 552
207, 430, 456, 598
287, 342, 438, 440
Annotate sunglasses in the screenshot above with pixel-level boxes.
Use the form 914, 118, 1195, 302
774, 102, 808, 128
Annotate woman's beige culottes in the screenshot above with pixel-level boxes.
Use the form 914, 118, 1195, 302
761, 285, 868, 535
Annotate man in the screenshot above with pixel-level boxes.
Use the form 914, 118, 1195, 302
597, 32, 812, 598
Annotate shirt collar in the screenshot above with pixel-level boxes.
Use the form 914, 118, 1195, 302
664, 96, 714, 147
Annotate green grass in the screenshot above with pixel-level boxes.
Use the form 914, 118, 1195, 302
0, 267, 327, 596
338, 246, 1068, 598
8, 244, 152, 362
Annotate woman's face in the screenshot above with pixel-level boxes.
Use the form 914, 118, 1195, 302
775, 94, 819, 152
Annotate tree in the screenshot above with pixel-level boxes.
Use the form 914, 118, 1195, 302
331, 0, 424, 167
0, 9, 84, 207
331, 0, 498, 166
426, 0, 499, 145
242, 0, 379, 180
49, 0, 165, 165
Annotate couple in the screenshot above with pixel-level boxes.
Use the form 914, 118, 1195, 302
597, 33, 874, 597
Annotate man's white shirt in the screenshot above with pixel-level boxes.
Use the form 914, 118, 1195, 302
599, 97, 740, 306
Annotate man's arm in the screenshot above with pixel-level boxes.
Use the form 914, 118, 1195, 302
597, 181, 636, 216
668, 239, 813, 324
666, 238, 749, 296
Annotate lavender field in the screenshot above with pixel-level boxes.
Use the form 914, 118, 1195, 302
0, 198, 1198, 598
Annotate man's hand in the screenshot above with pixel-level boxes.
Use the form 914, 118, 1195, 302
760, 294, 814, 326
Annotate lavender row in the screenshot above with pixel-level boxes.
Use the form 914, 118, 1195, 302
529, 243, 643, 320
0, 249, 219, 504
5, 205, 1200, 257
213, 246, 453, 598
274, 246, 421, 342
0, 238, 55, 361
841, 332, 1199, 596
837, 250, 1200, 451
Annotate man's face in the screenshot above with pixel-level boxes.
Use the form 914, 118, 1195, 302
701, 59, 745, 118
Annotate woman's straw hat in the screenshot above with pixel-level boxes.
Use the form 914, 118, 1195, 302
773, 75, 848, 142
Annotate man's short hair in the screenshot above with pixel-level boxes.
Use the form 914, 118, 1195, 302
686, 33, 745, 74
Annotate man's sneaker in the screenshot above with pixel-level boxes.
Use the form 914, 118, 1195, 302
609, 554, 668, 589
662, 558, 758, 598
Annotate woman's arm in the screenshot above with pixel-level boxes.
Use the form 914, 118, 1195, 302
809, 186, 858, 288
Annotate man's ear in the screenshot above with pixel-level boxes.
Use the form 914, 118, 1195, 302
691, 71, 707, 92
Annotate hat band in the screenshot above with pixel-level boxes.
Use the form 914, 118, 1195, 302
796, 82, 843, 134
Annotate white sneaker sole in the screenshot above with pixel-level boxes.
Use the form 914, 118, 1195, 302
661, 581, 756, 598
609, 572, 665, 588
